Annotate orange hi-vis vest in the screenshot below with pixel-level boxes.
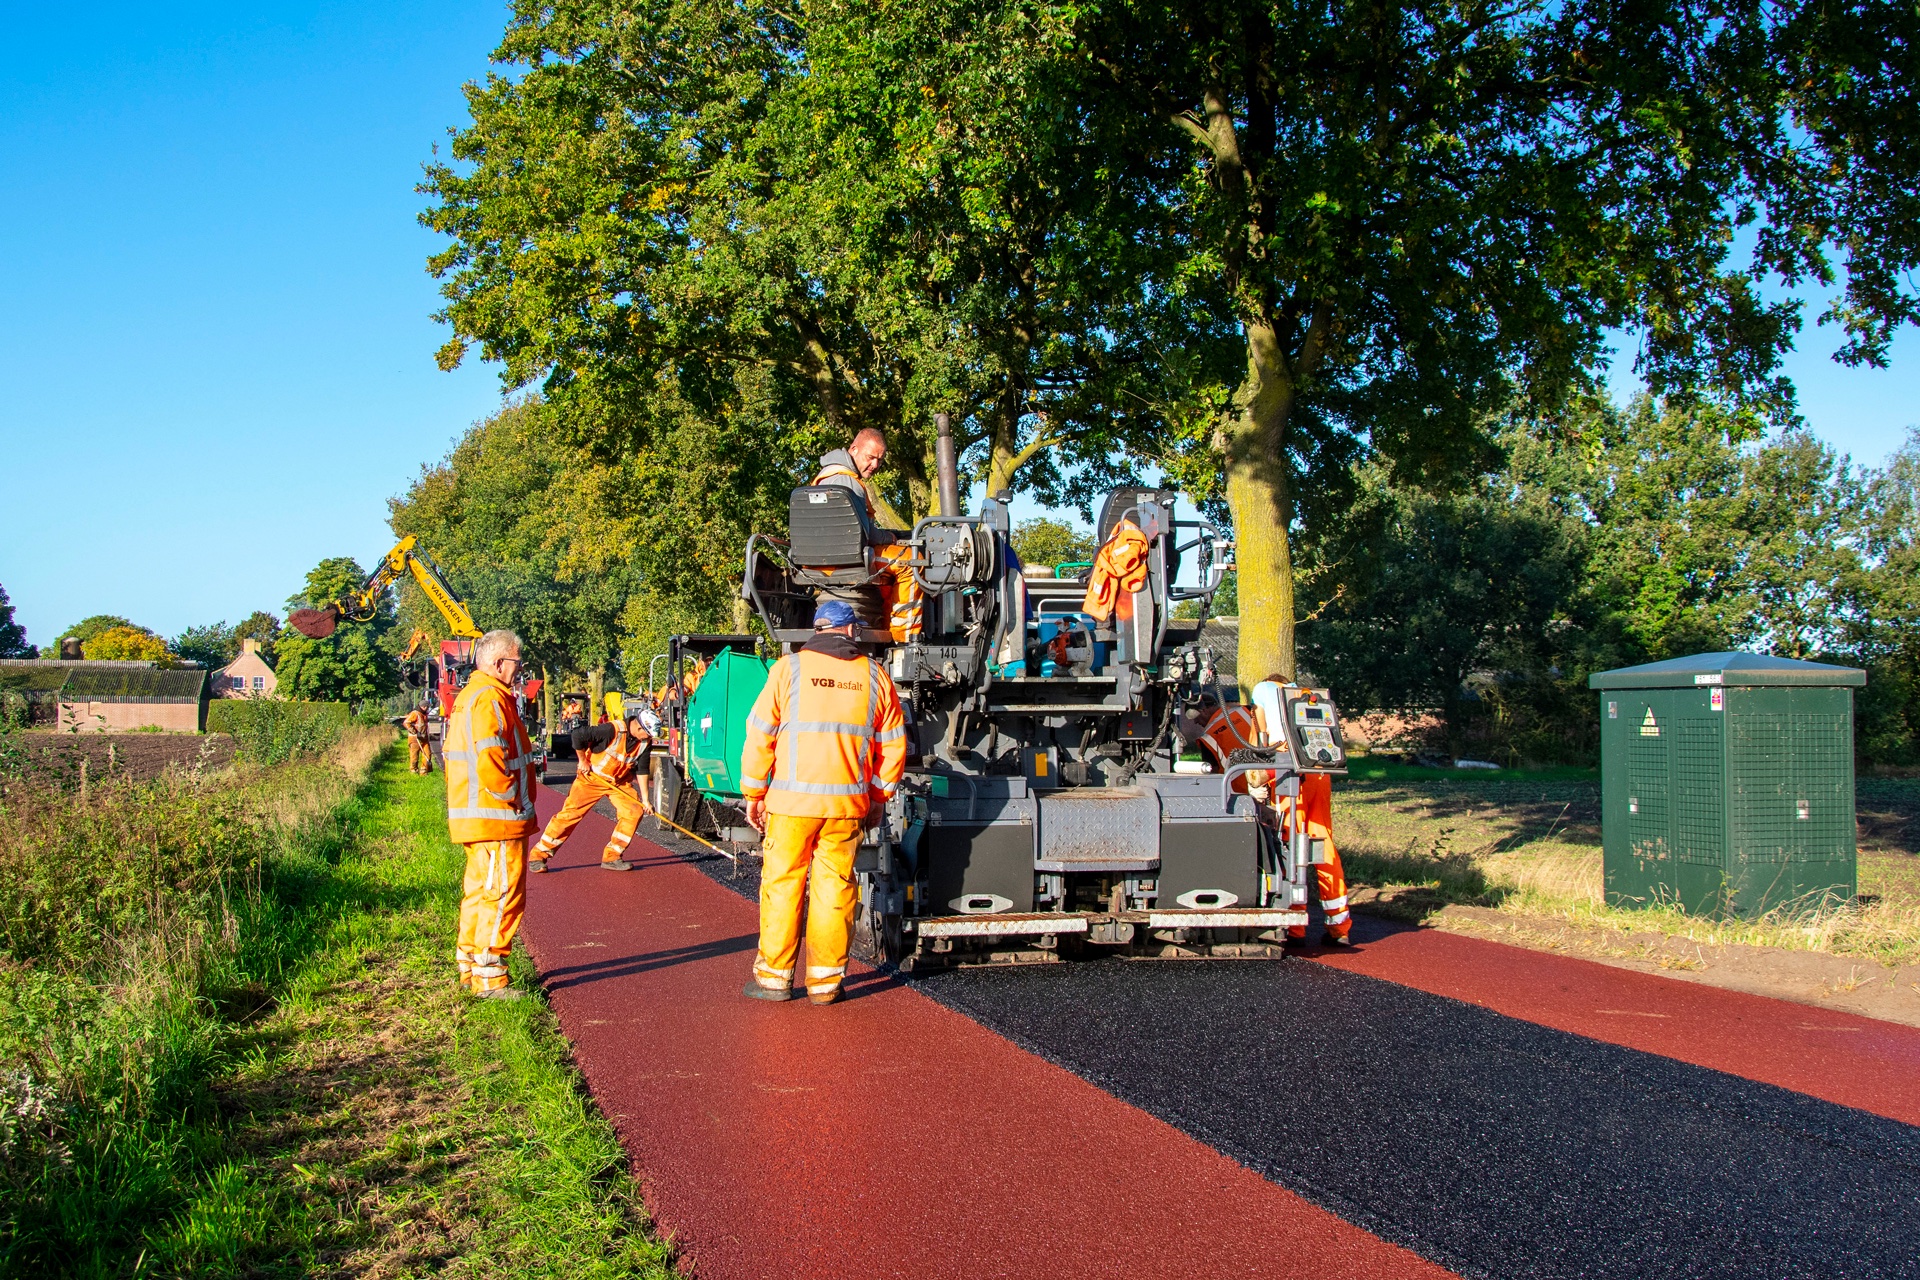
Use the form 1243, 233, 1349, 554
586, 731, 646, 785
740, 644, 908, 819
1082, 518, 1151, 623
443, 670, 538, 843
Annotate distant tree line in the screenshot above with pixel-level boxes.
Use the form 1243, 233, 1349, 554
1294, 397, 1920, 766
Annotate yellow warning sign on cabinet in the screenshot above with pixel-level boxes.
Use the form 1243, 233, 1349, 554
1640, 708, 1660, 738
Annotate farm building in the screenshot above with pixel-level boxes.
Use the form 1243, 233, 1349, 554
0, 660, 210, 732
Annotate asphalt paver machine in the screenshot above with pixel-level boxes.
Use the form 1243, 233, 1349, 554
660, 439, 1354, 967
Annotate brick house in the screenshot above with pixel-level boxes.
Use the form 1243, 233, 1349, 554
214, 638, 277, 699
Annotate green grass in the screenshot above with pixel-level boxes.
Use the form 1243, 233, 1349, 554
1334, 765, 1920, 967
0, 737, 675, 1278
1342, 756, 1600, 785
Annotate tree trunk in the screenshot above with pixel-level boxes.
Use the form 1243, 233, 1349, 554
540, 665, 554, 735
1222, 320, 1298, 685
589, 666, 605, 725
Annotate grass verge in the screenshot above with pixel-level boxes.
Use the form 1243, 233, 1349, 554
1335, 767, 1920, 968
0, 735, 674, 1278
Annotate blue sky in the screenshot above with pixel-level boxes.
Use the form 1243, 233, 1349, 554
1, 4, 1915, 649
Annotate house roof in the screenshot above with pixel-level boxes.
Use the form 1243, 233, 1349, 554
1588, 651, 1867, 690
65, 667, 208, 700
0, 663, 74, 694
217, 651, 276, 678
0, 660, 209, 701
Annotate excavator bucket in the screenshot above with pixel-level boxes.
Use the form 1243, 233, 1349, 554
289, 607, 340, 639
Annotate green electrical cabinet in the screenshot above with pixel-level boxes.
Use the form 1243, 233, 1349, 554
1590, 652, 1863, 918
682, 647, 774, 799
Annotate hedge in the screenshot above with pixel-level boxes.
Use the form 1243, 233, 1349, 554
206, 700, 351, 764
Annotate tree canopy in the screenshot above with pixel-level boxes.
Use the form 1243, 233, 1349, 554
0, 585, 30, 659
275, 560, 399, 703
422, 0, 1920, 688
56, 616, 139, 647
82, 626, 170, 664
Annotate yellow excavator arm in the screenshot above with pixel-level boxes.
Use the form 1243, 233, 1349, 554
290, 536, 482, 641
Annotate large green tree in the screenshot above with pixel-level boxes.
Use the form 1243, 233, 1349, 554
1067, 0, 1920, 681
275, 560, 399, 703
1301, 396, 1878, 758
0, 585, 30, 658
423, 0, 1918, 686
420, 0, 1210, 527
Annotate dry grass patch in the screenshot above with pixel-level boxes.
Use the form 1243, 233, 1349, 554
1335, 765, 1920, 970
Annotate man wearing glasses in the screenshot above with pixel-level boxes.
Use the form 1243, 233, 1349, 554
442, 629, 540, 998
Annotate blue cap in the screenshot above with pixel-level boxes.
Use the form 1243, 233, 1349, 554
813, 599, 858, 629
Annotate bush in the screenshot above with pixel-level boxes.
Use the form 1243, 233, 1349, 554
206, 701, 350, 764
0, 734, 390, 1271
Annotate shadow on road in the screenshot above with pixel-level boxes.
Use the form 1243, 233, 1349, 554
541, 933, 759, 990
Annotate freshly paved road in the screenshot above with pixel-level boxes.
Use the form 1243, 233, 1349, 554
522, 790, 1920, 1280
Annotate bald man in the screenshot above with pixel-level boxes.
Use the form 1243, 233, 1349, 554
812, 429, 921, 641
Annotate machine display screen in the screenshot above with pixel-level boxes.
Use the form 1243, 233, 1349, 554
1295, 704, 1328, 724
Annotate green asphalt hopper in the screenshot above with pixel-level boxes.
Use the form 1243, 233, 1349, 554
1591, 653, 1864, 919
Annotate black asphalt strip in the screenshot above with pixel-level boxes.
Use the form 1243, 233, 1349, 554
915, 959, 1920, 1280
630, 807, 1920, 1279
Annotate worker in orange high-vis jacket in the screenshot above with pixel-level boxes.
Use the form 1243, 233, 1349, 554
814, 428, 922, 642
1250, 676, 1352, 948
402, 703, 434, 775
528, 711, 652, 873
442, 630, 540, 998
739, 599, 908, 1005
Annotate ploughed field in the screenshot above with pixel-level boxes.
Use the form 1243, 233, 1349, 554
10, 730, 236, 782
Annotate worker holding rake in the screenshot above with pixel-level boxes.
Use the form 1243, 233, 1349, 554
528, 706, 652, 873
402, 702, 433, 775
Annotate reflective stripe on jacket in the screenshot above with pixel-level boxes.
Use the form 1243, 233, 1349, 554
587, 731, 647, 785
443, 670, 538, 842
739, 643, 907, 819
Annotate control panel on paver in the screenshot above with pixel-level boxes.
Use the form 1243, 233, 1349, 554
1284, 691, 1348, 771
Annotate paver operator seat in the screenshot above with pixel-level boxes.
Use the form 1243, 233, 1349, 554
786, 484, 890, 632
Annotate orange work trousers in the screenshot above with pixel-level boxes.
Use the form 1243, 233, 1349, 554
408, 736, 433, 774
752, 814, 862, 1000
532, 770, 649, 865
873, 543, 922, 642
457, 838, 526, 992
1283, 773, 1351, 940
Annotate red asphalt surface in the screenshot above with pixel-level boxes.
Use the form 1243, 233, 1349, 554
519, 791, 1453, 1280
1317, 920, 1920, 1127
519, 790, 1920, 1276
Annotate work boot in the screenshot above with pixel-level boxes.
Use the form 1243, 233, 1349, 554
473, 986, 525, 1001
600, 859, 633, 871
809, 988, 843, 1006
529, 858, 549, 874
1321, 932, 1355, 948
742, 980, 794, 1003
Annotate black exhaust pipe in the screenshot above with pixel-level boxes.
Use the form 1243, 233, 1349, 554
934, 412, 961, 517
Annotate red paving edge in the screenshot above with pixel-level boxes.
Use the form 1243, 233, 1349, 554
519, 793, 1455, 1280
1315, 922, 1920, 1126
